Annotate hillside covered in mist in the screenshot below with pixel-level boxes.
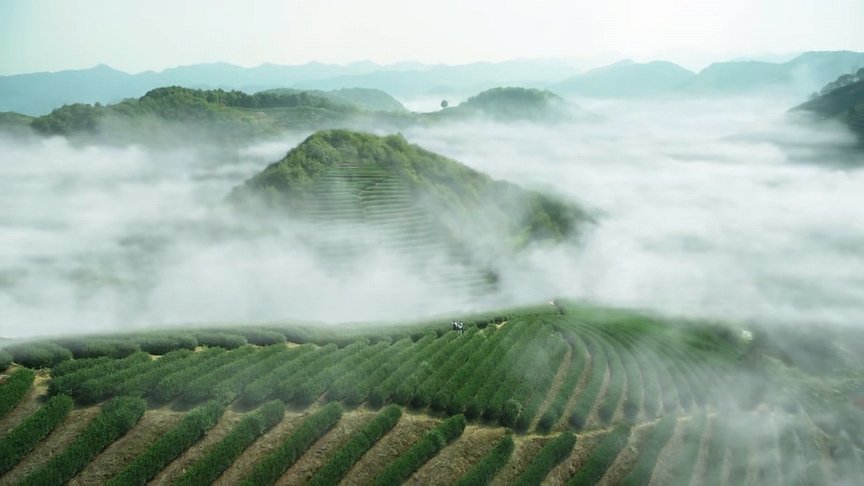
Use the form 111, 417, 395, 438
794, 68, 864, 141
4, 86, 577, 145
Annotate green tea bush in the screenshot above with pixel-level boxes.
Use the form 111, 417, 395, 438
0, 367, 35, 418
664, 414, 707, 486
241, 402, 342, 485
107, 400, 225, 485
176, 400, 286, 486
619, 415, 677, 486
236, 327, 286, 346
372, 414, 466, 486
193, 331, 247, 349
19, 396, 147, 486
568, 336, 607, 429
7, 342, 73, 368
49, 351, 150, 397
535, 331, 588, 433
239, 344, 321, 406
0, 349, 13, 371
566, 424, 631, 485
514, 432, 577, 485
135, 333, 198, 354
0, 394, 73, 474
454, 434, 514, 486
51, 356, 111, 377
309, 405, 402, 485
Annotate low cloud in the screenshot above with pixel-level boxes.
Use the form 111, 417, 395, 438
1, 96, 862, 339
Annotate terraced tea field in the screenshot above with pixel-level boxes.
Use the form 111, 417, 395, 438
1, 301, 862, 484
299, 162, 494, 297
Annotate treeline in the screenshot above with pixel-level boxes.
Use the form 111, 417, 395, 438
29, 86, 351, 136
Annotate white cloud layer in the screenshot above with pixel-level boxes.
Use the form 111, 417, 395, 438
1, 96, 862, 338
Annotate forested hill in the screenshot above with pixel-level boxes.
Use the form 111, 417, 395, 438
25, 86, 405, 142
232, 129, 590, 248
426, 87, 574, 122
793, 68, 864, 140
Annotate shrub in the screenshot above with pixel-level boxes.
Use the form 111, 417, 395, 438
176, 400, 286, 486
238, 344, 321, 406
534, 331, 588, 433
237, 328, 286, 346
135, 333, 198, 354
49, 351, 150, 397
619, 415, 677, 486
152, 347, 238, 401
194, 331, 247, 349
0, 394, 73, 474
454, 434, 514, 486
276, 341, 370, 406
310, 405, 402, 485
107, 400, 225, 485
510, 346, 568, 431
7, 342, 73, 368
0, 368, 35, 418
372, 414, 466, 486
367, 333, 444, 406
514, 432, 577, 485
500, 399, 523, 427
178, 345, 269, 403
112, 348, 196, 397
330, 338, 412, 405
568, 336, 607, 430
663, 414, 707, 486
241, 402, 342, 485
54, 338, 140, 359
595, 339, 626, 424
51, 356, 112, 377
566, 424, 631, 485
19, 396, 147, 486
76, 349, 194, 403
0, 350, 12, 371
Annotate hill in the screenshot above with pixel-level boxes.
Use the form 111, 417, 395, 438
26, 86, 413, 143
0, 300, 860, 484
683, 50, 864, 96
0, 111, 34, 136
230, 130, 588, 294
424, 87, 574, 122
792, 69, 864, 140
21, 86, 575, 144
232, 129, 587, 244
552, 60, 695, 97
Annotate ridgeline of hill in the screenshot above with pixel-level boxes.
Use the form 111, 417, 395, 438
0, 300, 862, 484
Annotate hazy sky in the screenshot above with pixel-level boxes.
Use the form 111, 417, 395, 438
1, 0, 863, 75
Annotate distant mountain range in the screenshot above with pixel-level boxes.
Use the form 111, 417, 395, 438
0, 59, 581, 116
1, 51, 863, 115
553, 51, 864, 98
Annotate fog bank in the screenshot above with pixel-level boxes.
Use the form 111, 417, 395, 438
1, 96, 862, 338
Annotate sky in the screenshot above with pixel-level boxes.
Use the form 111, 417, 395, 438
1, 0, 862, 75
